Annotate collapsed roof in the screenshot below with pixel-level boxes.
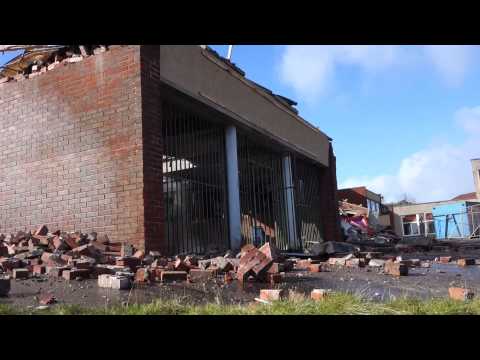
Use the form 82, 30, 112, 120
0, 45, 108, 79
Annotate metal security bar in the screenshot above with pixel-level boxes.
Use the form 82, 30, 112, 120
469, 205, 480, 239
237, 133, 293, 250
162, 100, 229, 255
292, 157, 323, 247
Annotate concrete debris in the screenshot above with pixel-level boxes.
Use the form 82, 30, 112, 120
306, 241, 359, 256
367, 259, 386, 267
98, 274, 131, 290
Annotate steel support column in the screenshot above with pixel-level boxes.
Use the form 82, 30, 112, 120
283, 154, 297, 248
225, 125, 242, 251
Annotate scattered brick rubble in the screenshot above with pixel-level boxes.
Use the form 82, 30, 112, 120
0, 226, 294, 295
449, 287, 475, 301
0, 45, 111, 85
2, 224, 480, 301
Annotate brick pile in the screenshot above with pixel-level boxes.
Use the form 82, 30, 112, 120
0, 225, 302, 295
0, 225, 137, 288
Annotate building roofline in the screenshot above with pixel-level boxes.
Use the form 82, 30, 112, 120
201, 46, 333, 142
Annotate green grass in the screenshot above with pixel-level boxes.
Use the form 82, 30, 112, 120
2, 292, 480, 315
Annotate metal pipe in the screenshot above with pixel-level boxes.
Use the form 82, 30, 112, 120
227, 45, 234, 61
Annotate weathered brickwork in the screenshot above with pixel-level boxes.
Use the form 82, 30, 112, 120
320, 143, 342, 242
0, 44, 340, 252
0, 45, 146, 249
140, 46, 165, 252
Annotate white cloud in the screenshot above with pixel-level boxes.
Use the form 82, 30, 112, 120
424, 45, 474, 87
278, 45, 477, 101
278, 45, 402, 102
339, 106, 480, 203
455, 105, 480, 133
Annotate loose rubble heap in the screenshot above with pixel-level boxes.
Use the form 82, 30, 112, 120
1, 225, 479, 304
0, 225, 140, 293
0, 45, 111, 84
0, 226, 295, 296
339, 199, 400, 245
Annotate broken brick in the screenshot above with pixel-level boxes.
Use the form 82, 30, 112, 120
258, 242, 281, 262
69, 259, 93, 270
259, 289, 286, 301
41, 252, 53, 264
252, 254, 273, 276
384, 261, 408, 276
116, 256, 141, 269
438, 256, 452, 264
267, 262, 284, 274
34, 225, 48, 236
39, 294, 56, 305
449, 287, 475, 301
174, 258, 190, 272
267, 273, 283, 284
346, 258, 363, 268
53, 236, 68, 250
46, 266, 68, 278
133, 250, 145, 260
327, 258, 346, 266
27, 258, 42, 266
311, 289, 331, 301
224, 270, 236, 283
62, 268, 91, 281
12, 268, 29, 279
457, 259, 475, 267
63, 235, 78, 249
34, 235, 50, 246
189, 269, 216, 282
32, 264, 46, 275
160, 271, 187, 283
295, 259, 312, 269
135, 268, 151, 283
240, 244, 256, 257
309, 263, 322, 272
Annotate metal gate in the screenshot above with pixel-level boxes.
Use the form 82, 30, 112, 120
293, 158, 324, 247
161, 100, 229, 254
237, 133, 295, 251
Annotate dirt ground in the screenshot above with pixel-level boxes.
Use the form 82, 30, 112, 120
3, 251, 480, 310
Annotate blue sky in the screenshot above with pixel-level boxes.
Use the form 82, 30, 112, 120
2, 46, 479, 203
209, 45, 480, 203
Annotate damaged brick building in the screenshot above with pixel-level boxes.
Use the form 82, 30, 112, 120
0, 45, 341, 254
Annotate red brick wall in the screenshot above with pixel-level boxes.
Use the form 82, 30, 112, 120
0, 45, 147, 249
320, 143, 342, 242
140, 46, 165, 252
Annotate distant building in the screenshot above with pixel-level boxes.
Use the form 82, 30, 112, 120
389, 159, 480, 242
337, 186, 383, 218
